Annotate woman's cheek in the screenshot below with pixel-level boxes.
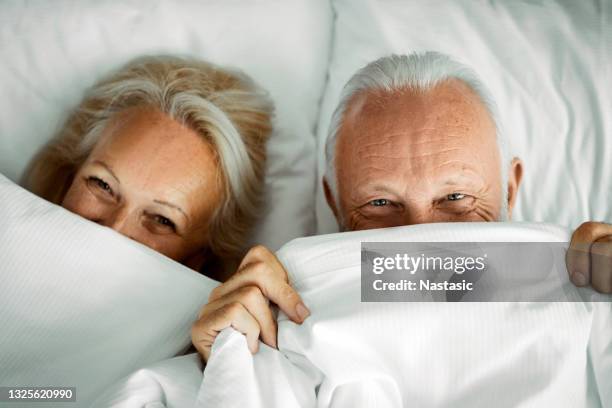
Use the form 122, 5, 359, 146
141, 234, 186, 261
62, 182, 104, 220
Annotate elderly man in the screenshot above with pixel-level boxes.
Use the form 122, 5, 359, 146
192, 52, 611, 360
320, 52, 611, 292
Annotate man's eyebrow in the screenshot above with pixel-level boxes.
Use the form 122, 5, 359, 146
92, 160, 120, 183
366, 184, 398, 193
357, 183, 402, 198
441, 173, 483, 188
153, 199, 189, 220
443, 179, 461, 186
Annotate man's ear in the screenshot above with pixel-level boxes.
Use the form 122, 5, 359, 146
323, 177, 340, 221
506, 157, 523, 219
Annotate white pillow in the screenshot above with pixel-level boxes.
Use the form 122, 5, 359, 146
315, 0, 612, 233
0, 174, 217, 406
0, 0, 333, 250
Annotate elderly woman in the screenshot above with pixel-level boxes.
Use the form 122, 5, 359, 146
23, 55, 309, 362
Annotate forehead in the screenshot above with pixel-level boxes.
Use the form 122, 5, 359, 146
336, 80, 499, 183
88, 107, 219, 203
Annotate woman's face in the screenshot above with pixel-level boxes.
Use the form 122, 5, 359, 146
62, 107, 221, 268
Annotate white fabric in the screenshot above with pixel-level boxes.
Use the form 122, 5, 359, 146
315, 0, 612, 233
0, 174, 218, 407
92, 354, 205, 408
0, 0, 333, 250
198, 222, 612, 407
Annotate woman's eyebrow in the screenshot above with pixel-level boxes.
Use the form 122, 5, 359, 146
153, 199, 189, 221
92, 160, 120, 183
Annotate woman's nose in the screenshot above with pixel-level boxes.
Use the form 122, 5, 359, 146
104, 207, 138, 240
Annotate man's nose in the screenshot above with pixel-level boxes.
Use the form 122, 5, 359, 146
401, 206, 434, 226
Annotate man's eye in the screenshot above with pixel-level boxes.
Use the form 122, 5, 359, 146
369, 199, 390, 207
447, 193, 466, 201
154, 215, 176, 231
88, 176, 113, 195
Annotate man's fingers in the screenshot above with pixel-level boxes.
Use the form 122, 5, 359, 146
192, 302, 261, 361
566, 245, 591, 287
591, 235, 612, 294
567, 222, 612, 286
209, 246, 309, 324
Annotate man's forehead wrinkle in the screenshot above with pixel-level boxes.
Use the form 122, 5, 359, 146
433, 159, 480, 170
361, 126, 472, 140
356, 152, 411, 161
346, 90, 447, 141
351, 161, 397, 176
349, 127, 463, 148
354, 148, 466, 164
346, 152, 486, 189
351, 106, 483, 142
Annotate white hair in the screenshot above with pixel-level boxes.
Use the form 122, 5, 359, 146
324, 52, 510, 222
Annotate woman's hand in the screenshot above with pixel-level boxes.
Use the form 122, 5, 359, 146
191, 245, 310, 361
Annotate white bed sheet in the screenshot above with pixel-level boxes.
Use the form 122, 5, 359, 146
93, 222, 612, 407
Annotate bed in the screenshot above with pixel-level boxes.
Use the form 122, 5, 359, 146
1, 1, 610, 407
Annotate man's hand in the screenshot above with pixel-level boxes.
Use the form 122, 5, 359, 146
566, 221, 612, 293
191, 245, 310, 361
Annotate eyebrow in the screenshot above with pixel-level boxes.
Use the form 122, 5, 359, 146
93, 160, 188, 221
359, 175, 482, 199
356, 183, 402, 200
93, 160, 120, 183
154, 199, 189, 221
363, 184, 399, 194
441, 172, 484, 188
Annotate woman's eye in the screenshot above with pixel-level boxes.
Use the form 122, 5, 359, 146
88, 176, 113, 195
369, 199, 390, 207
447, 193, 466, 201
154, 215, 176, 231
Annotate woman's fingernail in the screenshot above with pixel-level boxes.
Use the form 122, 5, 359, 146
295, 302, 310, 321
572, 272, 588, 287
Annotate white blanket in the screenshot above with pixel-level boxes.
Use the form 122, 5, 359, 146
0, 174, 217, 407
94, 222, 612, 407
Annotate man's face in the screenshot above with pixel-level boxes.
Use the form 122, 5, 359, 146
327, 79, 521, 231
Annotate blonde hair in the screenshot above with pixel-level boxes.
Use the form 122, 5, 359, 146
23, 55, 273, 264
